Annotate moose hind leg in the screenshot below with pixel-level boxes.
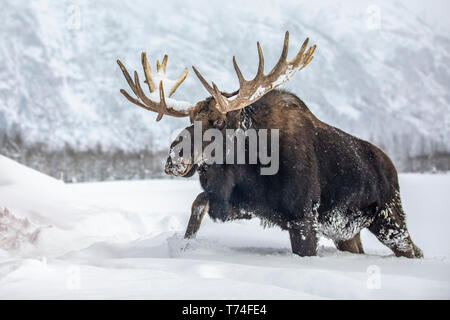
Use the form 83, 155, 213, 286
369, 196, 423, 258
184, 192, 209, 239
334, 232, 364, 254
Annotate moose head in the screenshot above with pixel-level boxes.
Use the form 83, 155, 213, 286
117, 31, 316, 177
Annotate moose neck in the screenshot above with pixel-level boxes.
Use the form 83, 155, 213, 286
239, 106, 255, 130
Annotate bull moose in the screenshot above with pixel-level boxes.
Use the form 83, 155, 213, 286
117, 31, 423, 258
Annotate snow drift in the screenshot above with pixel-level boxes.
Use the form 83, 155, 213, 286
0, 155, 449, 299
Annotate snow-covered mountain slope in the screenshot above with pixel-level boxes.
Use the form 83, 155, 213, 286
0, 0, 449, 170
0, 156, 449, 299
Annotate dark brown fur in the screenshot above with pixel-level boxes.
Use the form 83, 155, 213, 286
169, 89, 423, 258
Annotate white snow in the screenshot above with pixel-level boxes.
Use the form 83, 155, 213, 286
144, 68, 194, 112
0, 155, 449, 299
250, 86, 268, 101
147, 90, 193, 113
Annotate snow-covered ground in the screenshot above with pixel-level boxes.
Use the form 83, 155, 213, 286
0, 155, 449, 299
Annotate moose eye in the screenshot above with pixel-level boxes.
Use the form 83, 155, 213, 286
213, 119, 225, 128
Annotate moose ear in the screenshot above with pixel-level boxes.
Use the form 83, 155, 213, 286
189, 108, 197, 123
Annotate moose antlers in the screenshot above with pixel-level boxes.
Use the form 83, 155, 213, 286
117, 53, 192, 121
117, 31, 316, 119
192, 31, 316, 114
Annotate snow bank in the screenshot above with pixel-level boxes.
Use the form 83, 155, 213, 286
0, 156, 449, 299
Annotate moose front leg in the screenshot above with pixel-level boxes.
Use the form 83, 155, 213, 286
184, 192, 252, 239
288, 216, 318, 257
184, 192, 209, 239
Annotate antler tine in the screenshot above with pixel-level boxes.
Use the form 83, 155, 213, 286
288, 37, 309, 67
161, 55, 168, 73
117, 59, 139, 96
120, 89, 151, 111
157, 81, 166, 121
141, 52, 156, 93
302, 44, 316, 68
301, 47, 315, 69
268, 30, 290, 77
192, 31, 316, 114
142, 52, 187, 98
232, 56, 246, 85
192, 66, 216, 96
169, 67, 188, 98
192, 66, 231, 112
253, 41, 265, 81
117, 55, 193, 121
134, 71, 164, 116
156, 60, 161, 72
212, 82, 229, 113
134, 72, 151, 105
